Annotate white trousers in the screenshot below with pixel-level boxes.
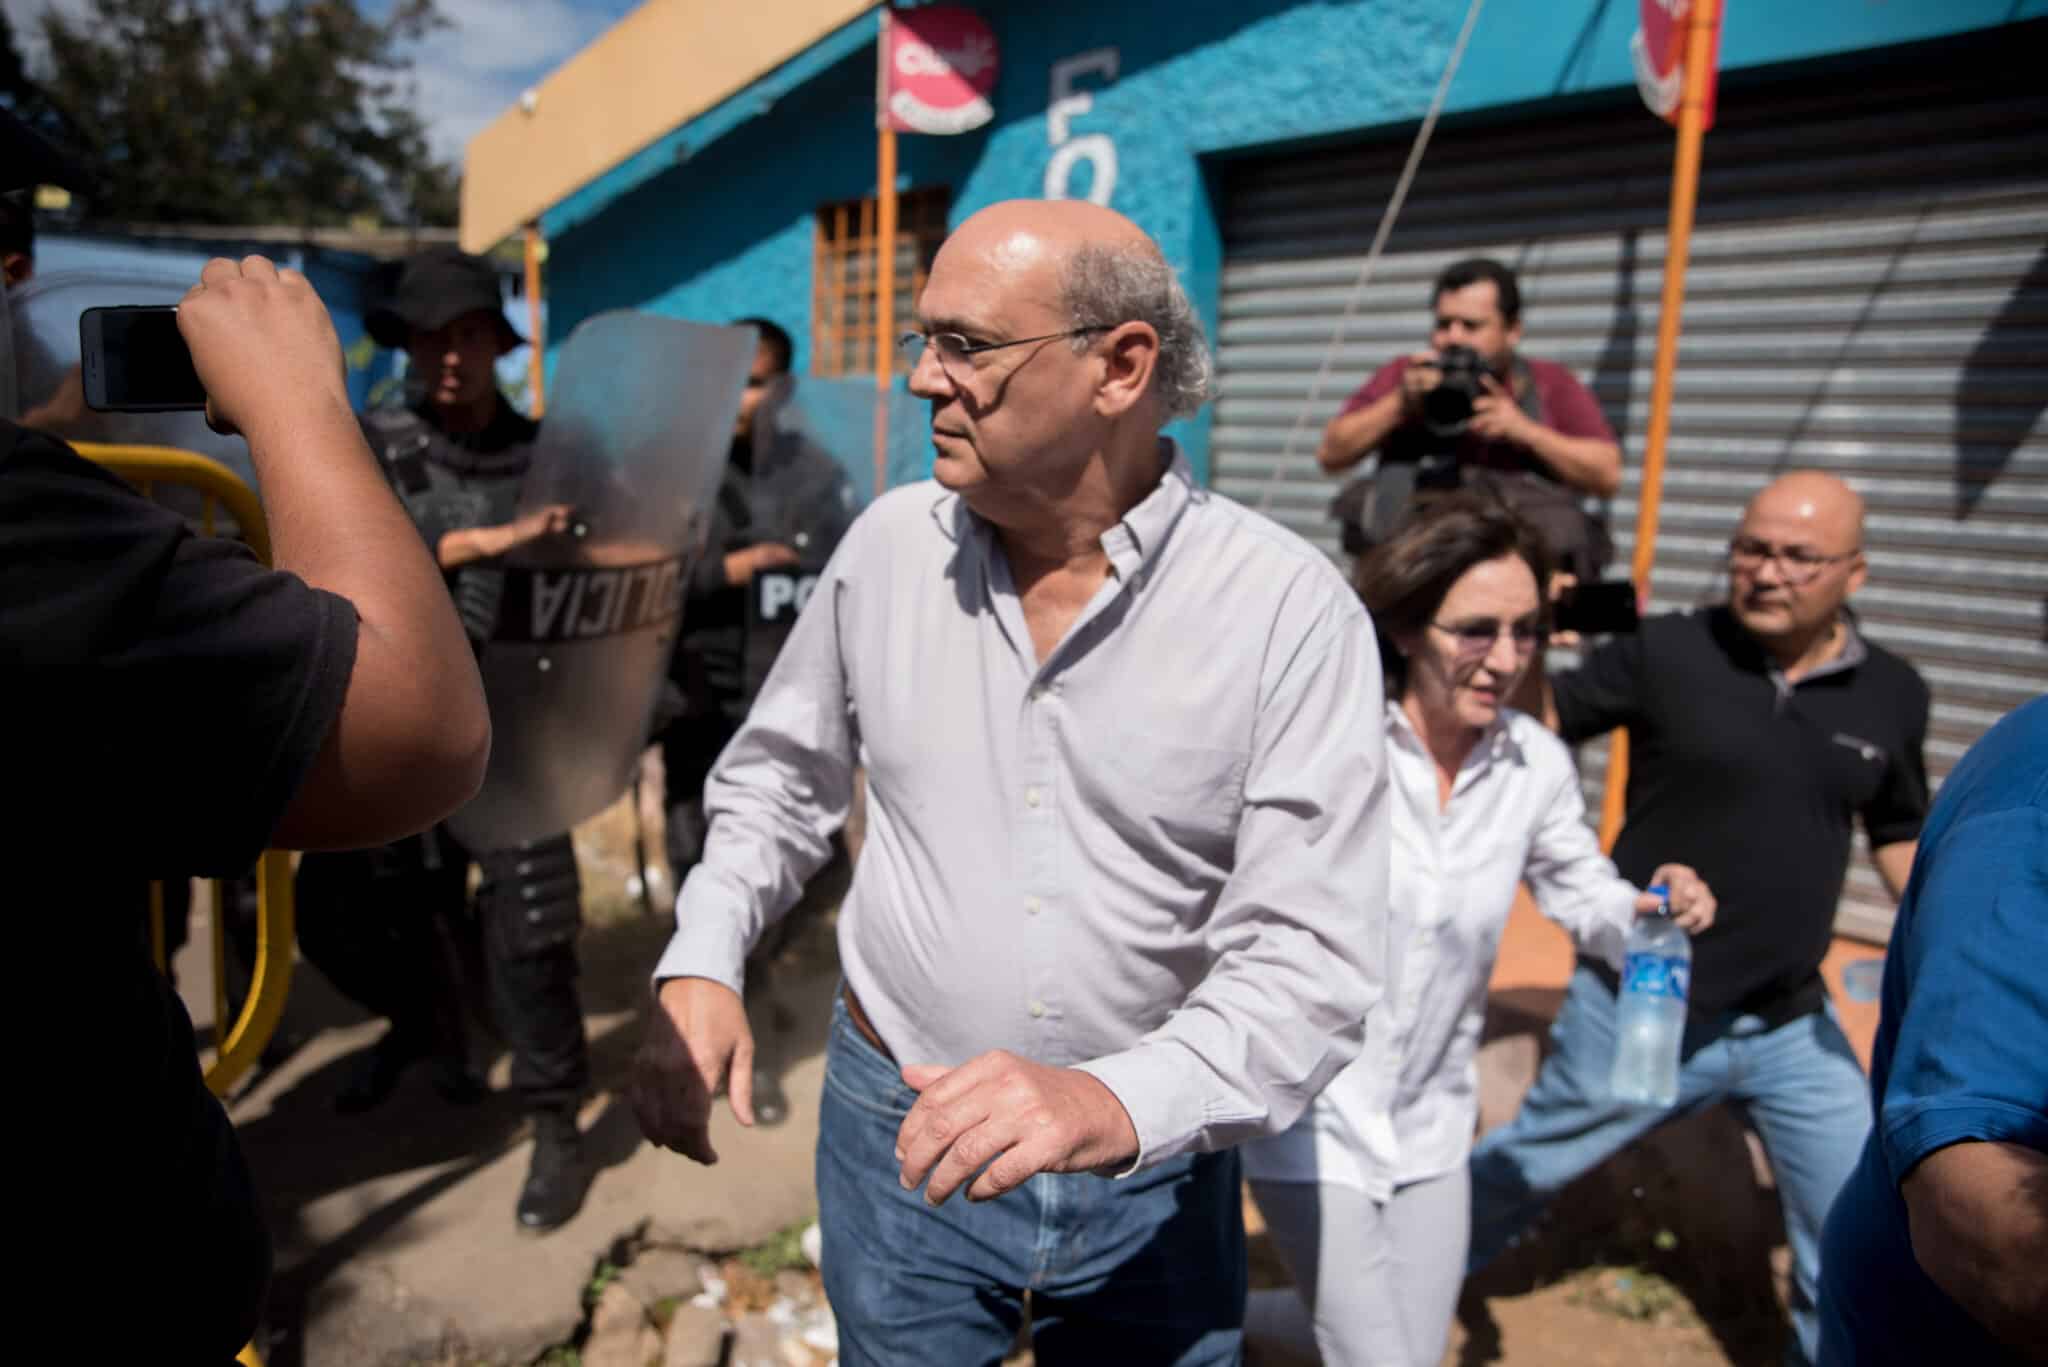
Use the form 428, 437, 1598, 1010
1246, 1168, 1471, 1367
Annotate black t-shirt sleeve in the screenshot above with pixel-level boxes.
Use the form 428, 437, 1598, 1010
1551, 625, 1650, 745
1863, 662, 1933, 847
111, 536, 360, 869
2, 423, 359, 875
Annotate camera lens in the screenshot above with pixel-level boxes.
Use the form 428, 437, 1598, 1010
1422, 345, 1485, 438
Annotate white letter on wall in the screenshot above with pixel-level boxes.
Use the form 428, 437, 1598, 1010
1045, 47, 1120, 206
1047, 47, 1118, 146
1044, 134, 1118, 206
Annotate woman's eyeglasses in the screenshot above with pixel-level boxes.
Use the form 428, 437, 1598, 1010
1429, 618, 1547, 656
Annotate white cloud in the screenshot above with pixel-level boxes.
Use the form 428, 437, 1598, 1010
405, 0, 627, 165
421, 0, 610, 76
3, 0, 97, 66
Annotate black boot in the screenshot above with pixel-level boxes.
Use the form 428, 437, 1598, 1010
516, 1107, 586, 1233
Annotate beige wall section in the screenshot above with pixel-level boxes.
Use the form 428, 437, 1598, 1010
461, 0, 878, 253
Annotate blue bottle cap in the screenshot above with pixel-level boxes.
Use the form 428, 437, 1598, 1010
1646, 883, 1672, 915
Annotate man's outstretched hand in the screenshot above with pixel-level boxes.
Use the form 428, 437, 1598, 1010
895, 1051, 1140, 1206
629, 977, 756, 1164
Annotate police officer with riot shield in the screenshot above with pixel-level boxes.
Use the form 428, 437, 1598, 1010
296, 247, 593, 1232
656, 317, 858, 1123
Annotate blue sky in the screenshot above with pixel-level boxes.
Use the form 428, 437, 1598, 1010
4, 0, 641, 167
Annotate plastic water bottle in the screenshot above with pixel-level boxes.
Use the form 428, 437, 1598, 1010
1610, 884, 1689, 1107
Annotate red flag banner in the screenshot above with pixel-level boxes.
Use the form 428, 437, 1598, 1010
881, 4, 998, 135
1632, 0, 1722, 129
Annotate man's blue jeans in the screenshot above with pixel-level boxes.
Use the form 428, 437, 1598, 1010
1468, 964, 1870, 1367
816, 994, 1246, 1366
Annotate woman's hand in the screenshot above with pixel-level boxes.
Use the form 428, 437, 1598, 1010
1636, 863, 1716, 933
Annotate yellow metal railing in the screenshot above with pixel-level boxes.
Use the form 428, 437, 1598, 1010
74, 443, 294, 1103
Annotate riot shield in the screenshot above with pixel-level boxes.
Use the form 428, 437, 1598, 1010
445, 311, 754, 850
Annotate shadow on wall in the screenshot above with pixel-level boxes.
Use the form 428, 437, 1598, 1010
1588, 224, 1640, 455
1953, 237, 2048, 519
1550, 0, 1618, 94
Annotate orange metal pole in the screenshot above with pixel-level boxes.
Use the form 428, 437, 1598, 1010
1598, 0, 1718, 852
872, 8, 900, 497
524, 221, 547, 417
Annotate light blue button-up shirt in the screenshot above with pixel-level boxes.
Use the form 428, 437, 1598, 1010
655, 445, 1391, 1168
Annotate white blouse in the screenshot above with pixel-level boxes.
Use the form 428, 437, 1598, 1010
1242, 703, 1639, 1197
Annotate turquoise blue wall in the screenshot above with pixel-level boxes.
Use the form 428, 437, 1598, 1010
543, 0, 2042, 483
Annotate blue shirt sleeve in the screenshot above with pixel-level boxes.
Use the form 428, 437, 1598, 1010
1877, 802, 2048, 1185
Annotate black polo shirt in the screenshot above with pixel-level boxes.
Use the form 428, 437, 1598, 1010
3, 422, 358, 1358
1554, 606, 1930, 1024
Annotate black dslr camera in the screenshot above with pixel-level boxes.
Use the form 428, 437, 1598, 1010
1420, 344, 1491, 439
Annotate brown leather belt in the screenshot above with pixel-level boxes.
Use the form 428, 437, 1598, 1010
840, 981, 894, 1061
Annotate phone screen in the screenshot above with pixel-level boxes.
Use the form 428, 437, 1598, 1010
82, 306, 207, 411
1554, 580, 1640, 636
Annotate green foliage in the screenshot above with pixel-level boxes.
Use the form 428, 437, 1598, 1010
19, 0, 458, 226
583, 1259, 621, 1306
0, 10, 83, 155
736, 1219, 813, 1278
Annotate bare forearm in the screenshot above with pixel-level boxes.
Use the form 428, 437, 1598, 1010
243, 394, 470, 658
1520, 425, 1622, 497
243, 393, 490, 842
438, 524, 511, 569
1905, 1141, 2048, 1360
1317, 391, 1404, 472
1874, 840, 1916, 900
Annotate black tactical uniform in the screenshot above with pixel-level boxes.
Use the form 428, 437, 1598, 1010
296, 247, 591, 1232
660, 382, 858, 871
301, 395, 593, 1090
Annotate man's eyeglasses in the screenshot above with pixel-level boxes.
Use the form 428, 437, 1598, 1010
898, 326, 1111, 373
1727, 536, 1860, 584
1430, 618, 1547, 656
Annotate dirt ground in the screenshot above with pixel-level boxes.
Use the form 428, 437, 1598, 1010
181, 773, 1805, 1365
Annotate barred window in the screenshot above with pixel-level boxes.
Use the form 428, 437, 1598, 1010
810, 187, 950, 377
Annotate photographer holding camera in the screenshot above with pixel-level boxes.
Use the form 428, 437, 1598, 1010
1319, 258, 1622, 579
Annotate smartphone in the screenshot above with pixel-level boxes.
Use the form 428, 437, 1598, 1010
1554, 579, 1641, 635
79, 305, 208, 412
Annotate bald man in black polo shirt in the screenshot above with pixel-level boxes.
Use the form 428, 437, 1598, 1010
1467, 472, 1929, 1366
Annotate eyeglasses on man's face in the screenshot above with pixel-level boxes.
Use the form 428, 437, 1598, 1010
897, 325, 1110, 375
1727, 536, 1860, 584
1429, 617, 1547, 657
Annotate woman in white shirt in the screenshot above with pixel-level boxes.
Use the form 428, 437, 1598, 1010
1242, 495, 1714, 1366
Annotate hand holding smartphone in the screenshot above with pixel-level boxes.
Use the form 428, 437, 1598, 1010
79, 305, 208, 412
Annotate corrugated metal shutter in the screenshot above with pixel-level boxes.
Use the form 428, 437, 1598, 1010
1211, 48, 2047, 943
